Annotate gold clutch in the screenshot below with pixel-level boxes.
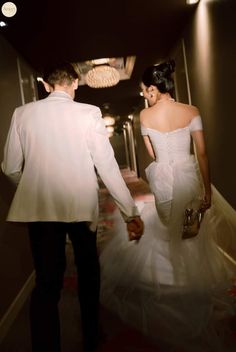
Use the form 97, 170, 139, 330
182, 208, 205, 239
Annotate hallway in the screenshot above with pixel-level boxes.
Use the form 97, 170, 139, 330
0, 1, 236, 351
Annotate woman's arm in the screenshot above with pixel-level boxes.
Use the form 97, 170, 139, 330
191, 130, 211, 209
140, 109, 156, 160
143, 135, 155, 160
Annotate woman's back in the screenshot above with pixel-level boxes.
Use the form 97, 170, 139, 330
140, 100, 199, 133
141, 100, 201, 164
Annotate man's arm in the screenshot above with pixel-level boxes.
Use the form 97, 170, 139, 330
1, 109, 24, 185
87, 109, 144, 239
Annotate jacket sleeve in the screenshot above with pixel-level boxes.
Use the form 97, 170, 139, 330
87, 108, 139, 221
1, 109, 23, 185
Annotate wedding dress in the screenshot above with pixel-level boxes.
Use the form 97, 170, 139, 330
100, 116, 236, 351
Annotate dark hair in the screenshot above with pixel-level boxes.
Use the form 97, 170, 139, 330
142, 60, 175, 94
43, 62, 79, 87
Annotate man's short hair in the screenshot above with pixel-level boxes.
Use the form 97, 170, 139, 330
43, 62, 79, 87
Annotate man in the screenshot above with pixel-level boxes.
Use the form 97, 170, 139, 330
1, 62, 143, 352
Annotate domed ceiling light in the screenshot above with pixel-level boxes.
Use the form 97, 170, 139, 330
85, 64, 120, 88
73, 57, 136, 88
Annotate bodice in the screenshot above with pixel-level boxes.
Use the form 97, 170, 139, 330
141, 115, 203, 164
144, 127, 191, 163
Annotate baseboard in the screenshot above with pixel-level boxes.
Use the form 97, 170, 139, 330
0, 271, 35, 343
217, 246, 236, 266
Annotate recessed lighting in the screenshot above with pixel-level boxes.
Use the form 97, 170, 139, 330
186, 0, 199, 4
0, 21, 7, 27
1, 2, 17, 17
90, 58, 110, 65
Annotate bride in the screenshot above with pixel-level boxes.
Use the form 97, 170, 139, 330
99, 61, 236, 351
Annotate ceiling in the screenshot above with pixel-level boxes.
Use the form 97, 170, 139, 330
0, 0, 197, 118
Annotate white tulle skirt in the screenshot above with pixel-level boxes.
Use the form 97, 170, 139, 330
99, 167, 236, 351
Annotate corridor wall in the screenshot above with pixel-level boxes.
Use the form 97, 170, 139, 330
173, 0, 236, 208
135, 0, 236, 209
0, 34, 35, 340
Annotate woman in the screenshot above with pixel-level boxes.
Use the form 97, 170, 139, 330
100, 61, 236, 351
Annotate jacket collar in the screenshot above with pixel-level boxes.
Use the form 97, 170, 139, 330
48, 91, 73, 100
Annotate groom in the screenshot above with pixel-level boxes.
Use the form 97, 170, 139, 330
1, 62, 143, 352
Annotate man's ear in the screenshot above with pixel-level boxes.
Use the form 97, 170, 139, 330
42, 80, 53, 93
73, 78, 79, 90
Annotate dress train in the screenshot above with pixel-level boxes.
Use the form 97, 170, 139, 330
99, 187, 236, 351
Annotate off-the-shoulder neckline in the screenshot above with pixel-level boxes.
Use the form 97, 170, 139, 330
141, 125, 189, 135
141, 115, 200, 134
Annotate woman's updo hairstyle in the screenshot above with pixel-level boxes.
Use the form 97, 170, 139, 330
142, 60, 175, 94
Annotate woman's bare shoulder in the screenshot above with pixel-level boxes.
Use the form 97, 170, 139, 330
175, 102, 200, 118
140, 108, 150, 123
188, 105, 200, 119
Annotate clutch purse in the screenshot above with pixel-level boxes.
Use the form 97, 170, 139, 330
182, 207, 205, 239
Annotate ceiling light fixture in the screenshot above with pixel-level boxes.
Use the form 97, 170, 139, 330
85, 65, 120, 88
75, 56, 136, 87
1, 2, 17, 17
106, 126, 114, 133
186, 0, 199, 4
0, 21, 7, 27
103, 116, 116, 126
90, 58, 110, 65
106, 126, 115, 138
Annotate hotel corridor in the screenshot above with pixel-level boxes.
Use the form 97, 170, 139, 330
1, 1, 236, 351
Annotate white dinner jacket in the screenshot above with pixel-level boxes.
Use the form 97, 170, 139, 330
1, 91, 139, 229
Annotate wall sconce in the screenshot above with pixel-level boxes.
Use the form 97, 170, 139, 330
106, 126, 115, 138
103, 116, 116, 126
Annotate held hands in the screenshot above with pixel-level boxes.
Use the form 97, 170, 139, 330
127, 216, 144, 242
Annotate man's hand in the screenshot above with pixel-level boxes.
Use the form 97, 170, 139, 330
127, 216, 144, 242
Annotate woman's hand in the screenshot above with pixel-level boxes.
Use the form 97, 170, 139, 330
201, 192, 211, 211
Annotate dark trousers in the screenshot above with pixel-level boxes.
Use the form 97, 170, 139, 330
28, 222, 100, 352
